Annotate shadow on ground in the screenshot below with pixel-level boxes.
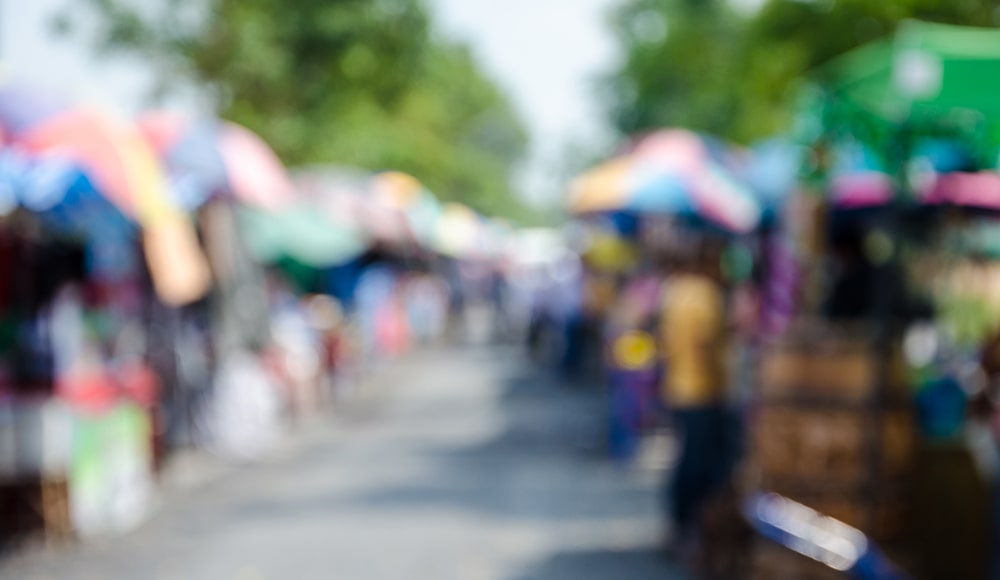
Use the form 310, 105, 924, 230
205, 349, 683, 580
505, 547, 685, 580
222, 350, 642, 525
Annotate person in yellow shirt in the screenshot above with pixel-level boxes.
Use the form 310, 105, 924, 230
659, 246, 731, 551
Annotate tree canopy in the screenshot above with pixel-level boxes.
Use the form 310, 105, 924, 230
606, 0, 1000, 144
76, 0, 533, 220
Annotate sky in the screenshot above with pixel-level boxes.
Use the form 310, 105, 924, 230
2, 0, 140, 108
1, 0, 623, 206
427, 0, 625, 206
0, 0, 210, 115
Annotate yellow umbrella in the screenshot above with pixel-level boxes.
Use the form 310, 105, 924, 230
373, 171, 424, 210
143, 215, 214, 305
372, 171, 443, 247
568, 157, 631, 214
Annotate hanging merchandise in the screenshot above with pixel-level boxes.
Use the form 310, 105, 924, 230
373, 171, 445, 250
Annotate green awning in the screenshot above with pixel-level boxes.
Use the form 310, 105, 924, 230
239, 203, 369, 267
823, 20, 1000, 124
816, 21, 1000, 160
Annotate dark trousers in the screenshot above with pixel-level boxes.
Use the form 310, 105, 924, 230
668, 405, 733, 535
608, 368, 657, 462
561, 314, 586, 376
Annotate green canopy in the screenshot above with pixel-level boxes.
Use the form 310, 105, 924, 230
239, 203, 369, 267
817, 20, 1000, 164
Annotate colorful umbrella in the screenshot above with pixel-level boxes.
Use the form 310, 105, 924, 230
137, 111, 294, 211
569, 129, 762, 233
744, 139, 805, 213
292, 166, 415, 247
20, 108, 178, 224
239, 203, 368, 267
924, 171, 1000, 210
568, 157, 632, 214
18, 108, 211, 305
825, 138, 997, 210
372, 171, 442, 247
373, 171, 424, 209
813, 20, 1000, 214
0, 149, 133, 239
828, 140, 895, 209
631, 130, 761, 232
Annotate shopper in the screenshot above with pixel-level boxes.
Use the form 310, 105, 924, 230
659, 244, 730, 555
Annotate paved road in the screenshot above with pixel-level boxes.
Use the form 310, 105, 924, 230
0, 345, 686, 580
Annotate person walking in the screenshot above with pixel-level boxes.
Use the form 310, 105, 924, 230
605, 273, 662, 463
659, 245, 731, 555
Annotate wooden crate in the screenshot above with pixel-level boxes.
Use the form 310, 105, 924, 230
0, 476, 72, 546
749, 538, 846, 580
752, 406, 915, 484
758, 343, 908, 403
748, 321, 919, 562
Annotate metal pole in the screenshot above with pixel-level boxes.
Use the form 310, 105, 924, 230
865, 124, 911, 537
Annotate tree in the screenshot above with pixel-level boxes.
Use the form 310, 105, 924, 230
605, 0, 1000, 144
74, 0, 532, 220
605, 0, 746, 138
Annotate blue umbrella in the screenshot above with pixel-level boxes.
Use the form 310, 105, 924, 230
744, 139, 804, 213
629, 130, 761, 232
0, 148, 137, 278
6, 151, 130, 233
163, 122, 230, 210
628, 170, 697, 214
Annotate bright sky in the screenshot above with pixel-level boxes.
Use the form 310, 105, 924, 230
428, 0, 624, 205
2, 0, 623, 206
0, 0, 210, 115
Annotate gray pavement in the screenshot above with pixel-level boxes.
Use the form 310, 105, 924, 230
0, 345, 687, 580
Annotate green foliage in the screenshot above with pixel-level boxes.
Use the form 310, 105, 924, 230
606, 0, 1000, 144
78, 0, 533, 221
607, 0, 746, 138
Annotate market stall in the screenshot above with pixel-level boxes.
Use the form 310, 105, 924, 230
0, 151, 156, 544
738, 21, 1000, 579
567, 129, 766, 463
137, 111, 298, 453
